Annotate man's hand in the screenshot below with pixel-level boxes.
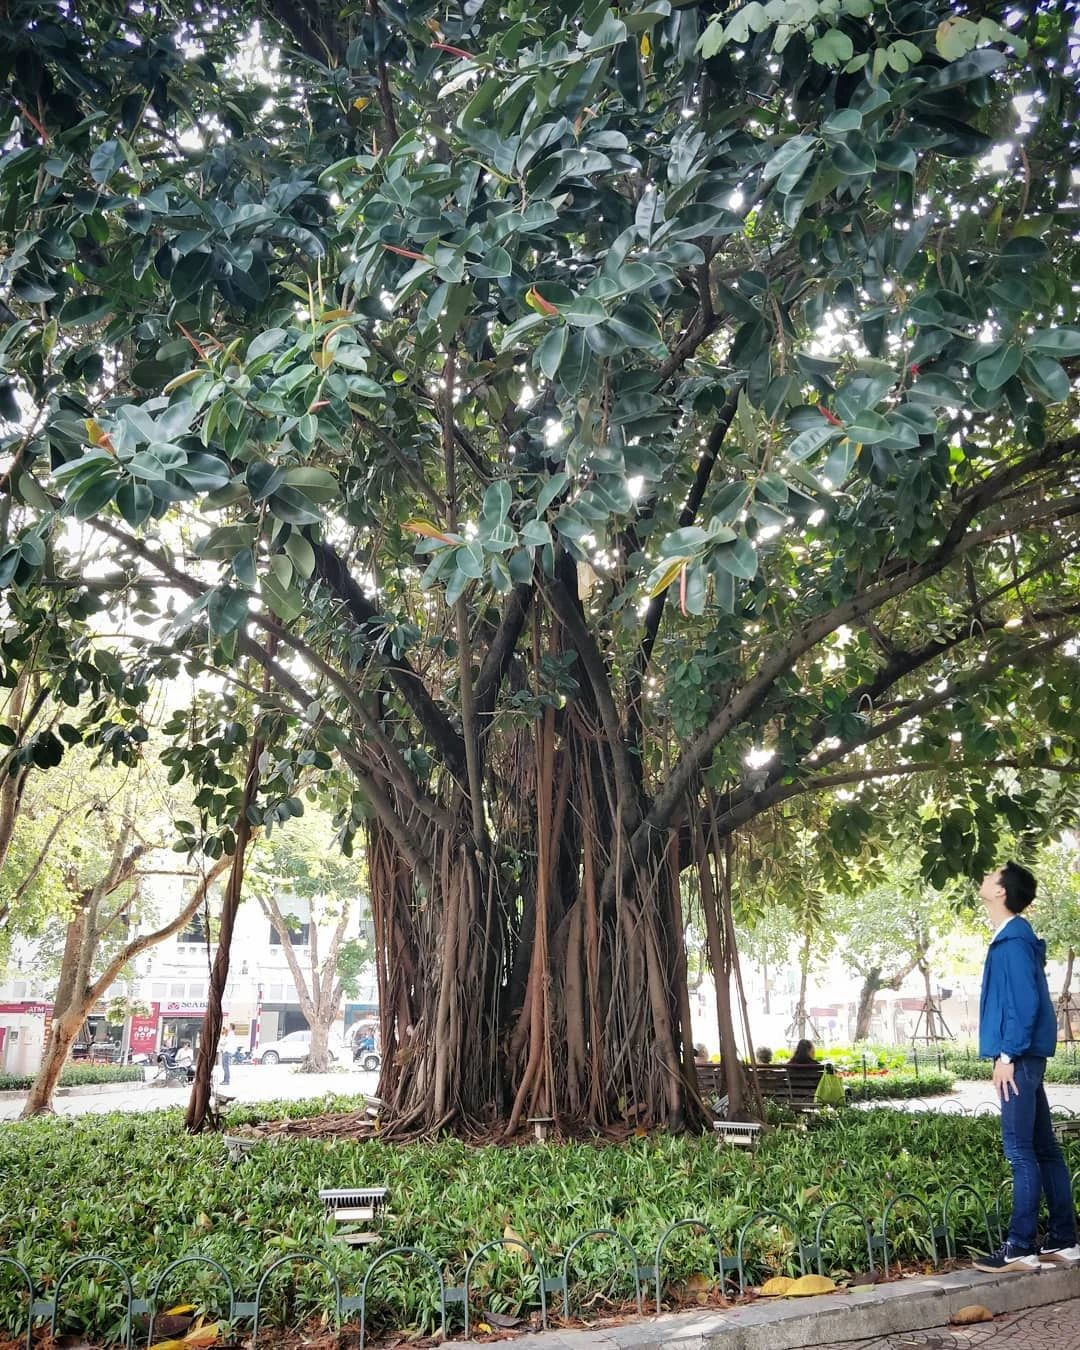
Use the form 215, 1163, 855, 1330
993, 1057, 1019, 1101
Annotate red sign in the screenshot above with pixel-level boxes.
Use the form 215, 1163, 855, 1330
0, 1001, 51, 1015
129, 1002, 160, 1054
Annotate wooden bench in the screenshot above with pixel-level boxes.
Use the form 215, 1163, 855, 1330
756, 1062, 824, 1110
696, 1062, 824, 1116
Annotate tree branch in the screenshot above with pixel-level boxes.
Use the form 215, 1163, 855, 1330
260, 894, 319, 1021
313, 541, 468, 781
544, 577, 640, 826
475, 584, 532, 724
645, 455, 1080, 838
800, 756, 1080, 793
87, 856, 230, 1007
627, 389, 741, 741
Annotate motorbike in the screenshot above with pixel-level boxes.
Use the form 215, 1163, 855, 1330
352, 1033, 381, 1073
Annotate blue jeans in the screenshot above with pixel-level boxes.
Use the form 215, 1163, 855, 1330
220, 1049, 231, 1084
1000, 1056, 1076, 1250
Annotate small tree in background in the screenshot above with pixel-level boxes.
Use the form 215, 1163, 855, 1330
253, 810, 370, 1072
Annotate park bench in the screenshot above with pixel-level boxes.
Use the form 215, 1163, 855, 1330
697, 1061, 825, 1119
756, 1062, 824, 1110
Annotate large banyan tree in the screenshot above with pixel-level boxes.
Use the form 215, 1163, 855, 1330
1, 0, 1079, 1132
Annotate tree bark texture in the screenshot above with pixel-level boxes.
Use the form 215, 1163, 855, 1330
186, 728, 263, 1131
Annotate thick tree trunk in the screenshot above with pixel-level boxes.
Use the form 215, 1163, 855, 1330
306, 1019, 330, 1072
186, 730, 262, 1131
854, 969, 882, 1042
20, 1011, 81, 1116
366, 715, 711, 1136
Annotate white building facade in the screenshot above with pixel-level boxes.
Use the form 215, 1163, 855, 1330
0, 868, 377, 1072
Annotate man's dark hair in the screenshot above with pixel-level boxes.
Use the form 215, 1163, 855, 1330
1001, 861, 1037, 914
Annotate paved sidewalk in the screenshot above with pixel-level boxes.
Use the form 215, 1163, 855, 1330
0, 1062, 379, 1119
816, 1297, 1079, 1347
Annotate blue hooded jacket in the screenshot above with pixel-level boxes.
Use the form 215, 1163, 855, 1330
978, 915, 1057, 1060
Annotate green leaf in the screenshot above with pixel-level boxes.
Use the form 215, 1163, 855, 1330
471, 246, 513, 279
975, 345, 1022, 391
89, 139, 125, 184
346, 374, 385, 399
558, 329, 590, 395
917, 48, 1006, 92
261, 562, 304, 622
823, 438, 856, 484
455, 543, 485, 579
521, 518, 552, 548
207, 587, 249, 637
268, 487, 323, 526
712, 536, 758, 579
170, 251, 214, 302
70, 474, 119, 519
607, 302, 665, 355
562, 297, 607, 328
811, 29, 854, 67
536, 324, 568, 379
58, 294, 112, 327
328, 342, 370, 371
536, 473, 569, 516
116, 480, 153, 528
581, 11, 628, 51
660, 526, 709, 557
822, 108, 863, 136
285, 533, 316, 578
831, 134, 877, 176
481, 480, 512, 527
762, 135, 816, 185
1022, 354, 1070, 403
232, 548, 257, 588
935, 16, 978, 62
248, 329, 289, 360
1028, 328, 1080, 357
845, 411, 892, 445
282, 467, 339, 501
499, 313, 547, 353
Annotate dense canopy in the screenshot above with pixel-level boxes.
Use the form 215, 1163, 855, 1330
1, 0, 1078, 1131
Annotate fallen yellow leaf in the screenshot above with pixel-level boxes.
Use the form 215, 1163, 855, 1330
151, 1321, 220, 1350
503, 1223, 531, 1261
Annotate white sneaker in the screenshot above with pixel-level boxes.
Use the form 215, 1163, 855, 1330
1039, 1243, 1080, 1263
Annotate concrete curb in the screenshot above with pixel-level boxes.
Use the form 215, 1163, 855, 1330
455, 1265, 1079, 1350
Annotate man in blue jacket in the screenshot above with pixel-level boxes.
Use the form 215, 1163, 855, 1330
973, 861, 1079, 1271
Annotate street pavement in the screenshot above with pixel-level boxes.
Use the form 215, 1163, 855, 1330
814, 1297, 1080, 1347
4, 1072, 1080, 1123
0, 1061, 380, 1119
855, 1080, 1080, 1116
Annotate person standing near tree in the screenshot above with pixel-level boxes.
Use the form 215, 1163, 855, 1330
973, 862, 1079, 1272
220, 1022, 236, 1085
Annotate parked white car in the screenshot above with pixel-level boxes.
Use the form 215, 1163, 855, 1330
254, 1029, 342, 1065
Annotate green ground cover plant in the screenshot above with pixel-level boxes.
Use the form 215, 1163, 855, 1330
943, 1054, 1080, 1084
0, 1064, 144, 1092
772, 1045, 910, 1073
0, 1101, 1069, 1344
845, 1071, 953, 1100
